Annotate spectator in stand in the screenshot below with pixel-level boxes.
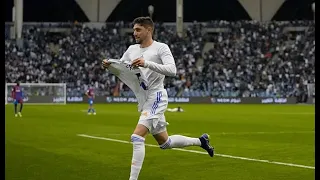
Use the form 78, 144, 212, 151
5, 21, 314, 98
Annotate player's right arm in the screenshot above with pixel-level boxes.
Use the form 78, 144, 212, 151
101, 46, 142, 94
11, 87, 15, 98
85, 90, 89, 97
101, 46, 132, 69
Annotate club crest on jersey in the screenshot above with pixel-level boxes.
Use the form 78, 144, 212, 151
125, 64, 134, 71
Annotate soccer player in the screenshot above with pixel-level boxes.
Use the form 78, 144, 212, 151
167, 106, 184, 112
102, 17, 214, 180
11, 82, 23, 117
85, 87, 96, 115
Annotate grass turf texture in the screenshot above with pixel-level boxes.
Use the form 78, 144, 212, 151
5, 104, 315, 180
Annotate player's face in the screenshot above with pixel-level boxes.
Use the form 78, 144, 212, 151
133, 24, 150, 44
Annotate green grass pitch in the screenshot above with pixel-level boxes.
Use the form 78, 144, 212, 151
5, 104, 315, 180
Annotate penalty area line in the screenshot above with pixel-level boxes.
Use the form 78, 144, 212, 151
77, 134, 315, 170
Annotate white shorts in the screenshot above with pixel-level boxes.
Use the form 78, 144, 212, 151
138, 89, 169, 135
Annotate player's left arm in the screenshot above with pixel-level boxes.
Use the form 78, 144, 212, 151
133, 44, 177, 76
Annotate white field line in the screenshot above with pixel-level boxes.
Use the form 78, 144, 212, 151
80, 110, 314, 115
77, 134, 315, 170
216, 131, 314, 135
102, 131, 314, 137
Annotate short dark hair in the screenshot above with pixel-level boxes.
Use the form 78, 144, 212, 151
132, 17, 154, 30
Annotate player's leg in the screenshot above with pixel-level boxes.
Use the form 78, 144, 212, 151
153, 121, 214, 157
13, 99, 18, 117
147, 90, 213, 156
91, 103, 96, 115
88, 99, 96, 115
18, 99, 23, 117
129, 124, 149, 180
87, 99, 93, 115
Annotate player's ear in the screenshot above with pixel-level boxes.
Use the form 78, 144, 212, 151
147, 26, 153, 34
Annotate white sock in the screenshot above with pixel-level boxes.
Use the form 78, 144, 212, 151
160, 135, 201, 149
129, 134, 145, 180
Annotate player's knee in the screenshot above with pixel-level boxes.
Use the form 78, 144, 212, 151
131, 134, 145, 143
159, 137, 172, 150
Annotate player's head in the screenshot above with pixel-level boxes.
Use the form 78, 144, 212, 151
16, 82, 20, 86
132, 17, 154, 44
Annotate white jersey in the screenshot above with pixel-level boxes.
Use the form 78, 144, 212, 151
107, 41, 176, 112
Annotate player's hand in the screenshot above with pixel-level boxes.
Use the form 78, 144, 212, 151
132, 58, 145, 67
101, 59, 111, 69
